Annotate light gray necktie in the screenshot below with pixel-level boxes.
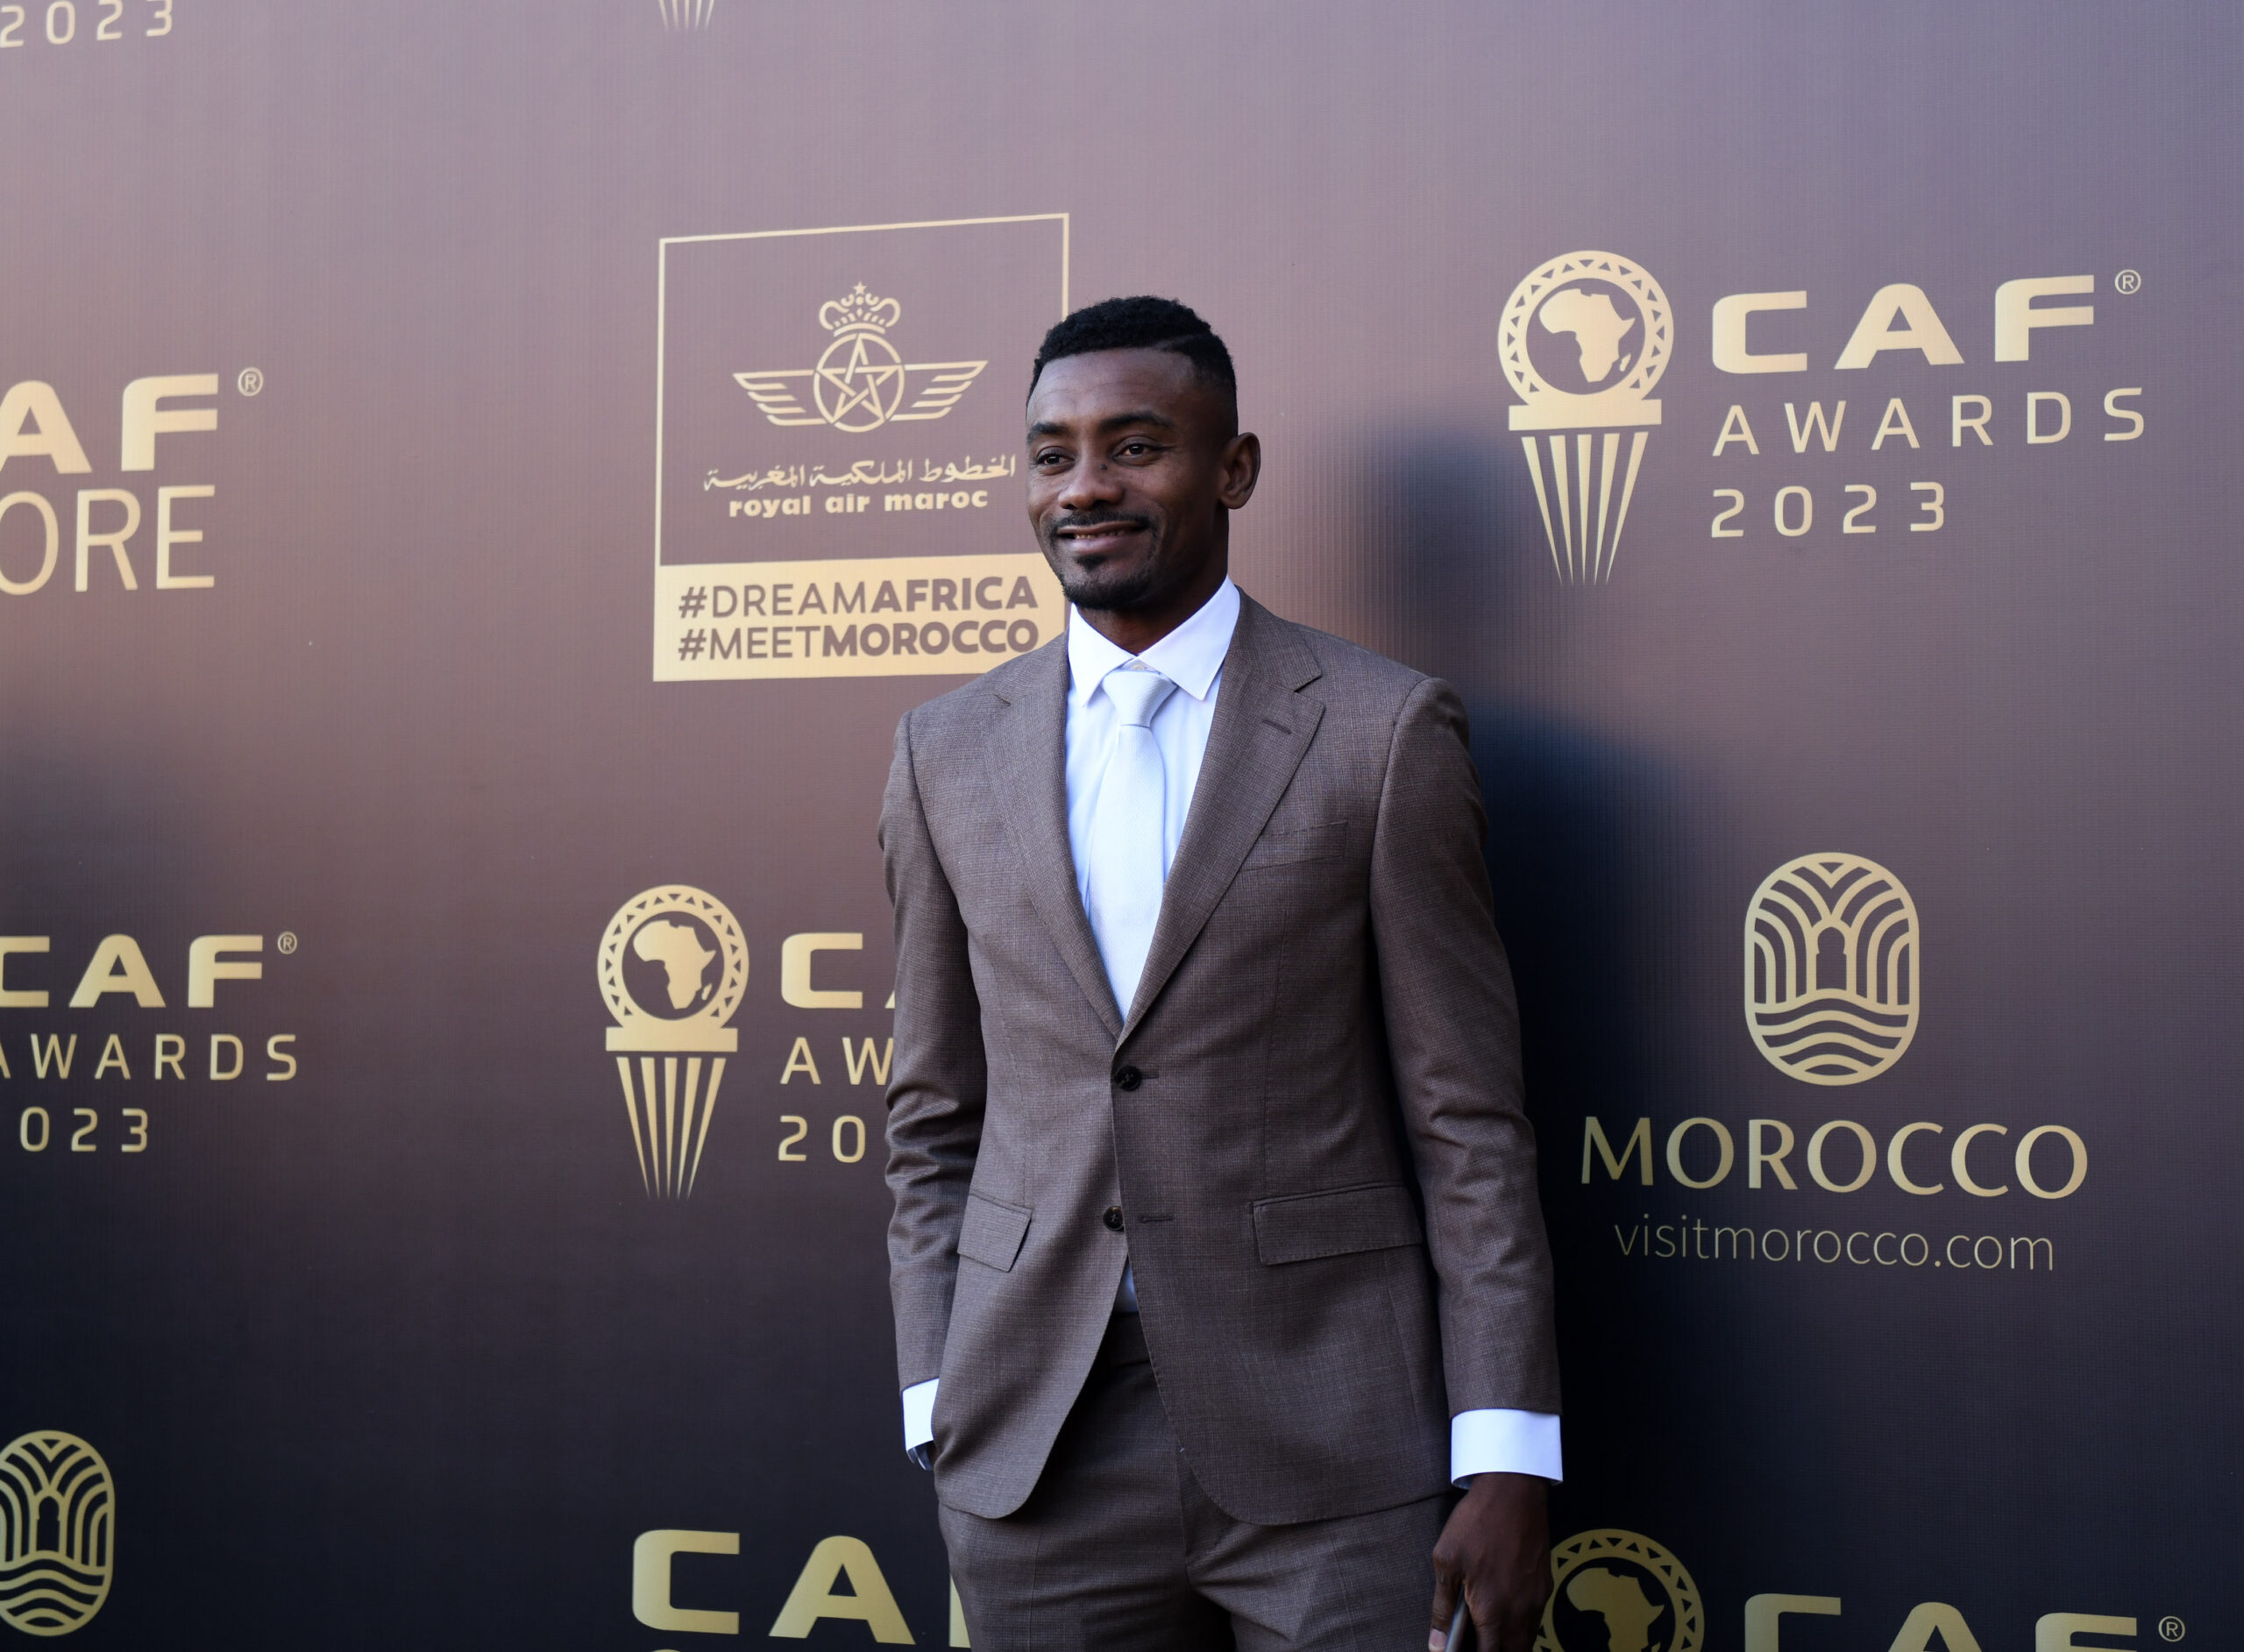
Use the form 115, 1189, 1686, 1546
1083, 665, 1179, 1017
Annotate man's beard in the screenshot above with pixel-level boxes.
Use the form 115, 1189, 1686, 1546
1042, 514, 1162, 611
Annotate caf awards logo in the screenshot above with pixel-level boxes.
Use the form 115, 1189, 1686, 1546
600, 886, 748, 1198
1745, 853, 1920, 1085
733, 285, 989, 436
1537, 1530, 1701, 1652
0, 1432, 114, 1637
1502, 252, 1670, 584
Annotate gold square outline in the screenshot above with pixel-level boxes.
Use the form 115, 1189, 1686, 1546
650, 213, 1071, 604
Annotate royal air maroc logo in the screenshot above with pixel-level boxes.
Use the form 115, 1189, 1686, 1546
733, 285, 988, 436
1502, 252, 1670, 584
600, 886, 748, 1198
1745, 853, 1920, 1085
0, 1432, 114, 1637
1537, 1530, 1701, 1652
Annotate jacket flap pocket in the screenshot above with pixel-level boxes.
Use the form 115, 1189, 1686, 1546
957, 1192, 1032, 1273
1241, 820, 1347, 869
1252, 1181, 1422, 1265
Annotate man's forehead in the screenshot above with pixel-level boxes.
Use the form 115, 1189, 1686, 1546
1026, 349, 1209, 426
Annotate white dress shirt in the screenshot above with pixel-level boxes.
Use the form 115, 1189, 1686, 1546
904, 579, 1560, 1485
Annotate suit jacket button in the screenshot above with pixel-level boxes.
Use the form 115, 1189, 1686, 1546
1103, 1206, 1124, 1231
1114, 1066, 1142, 1091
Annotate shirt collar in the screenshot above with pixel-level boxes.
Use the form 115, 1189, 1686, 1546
1067, 578, 1240, 707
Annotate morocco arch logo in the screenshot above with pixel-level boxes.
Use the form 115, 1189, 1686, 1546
1744, 853, 1920, 1084
1502, 252, 1670, 585
0, 1431, 115, 1636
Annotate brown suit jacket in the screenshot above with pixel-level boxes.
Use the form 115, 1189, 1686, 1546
880, 593, 1558, 1525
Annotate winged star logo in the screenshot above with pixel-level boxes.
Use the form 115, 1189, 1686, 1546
734, 285, 988, 435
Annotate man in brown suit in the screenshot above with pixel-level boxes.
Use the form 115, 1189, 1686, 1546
882, 297, 1559, 1650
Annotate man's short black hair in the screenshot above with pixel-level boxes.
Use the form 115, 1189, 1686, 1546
1028, 295, 1236, 403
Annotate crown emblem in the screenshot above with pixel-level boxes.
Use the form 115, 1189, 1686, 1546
818, 284, 903, 336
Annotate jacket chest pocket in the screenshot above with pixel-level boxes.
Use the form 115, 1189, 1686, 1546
1240, 820, 1347, 871
1251, 1181, 1422, 1264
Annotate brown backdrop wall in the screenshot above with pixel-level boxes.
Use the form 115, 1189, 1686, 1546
0, 3, 2233, 1646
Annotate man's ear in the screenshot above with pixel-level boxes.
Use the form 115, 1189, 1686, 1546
1219, 431, 1262, 510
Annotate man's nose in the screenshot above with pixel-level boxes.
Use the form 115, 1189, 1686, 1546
1056, 457, 1123, 511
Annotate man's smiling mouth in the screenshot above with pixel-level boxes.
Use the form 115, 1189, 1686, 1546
1054, 517, 1151, 552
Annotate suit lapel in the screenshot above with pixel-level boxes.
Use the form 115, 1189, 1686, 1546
984, 638, 1126, 1040
1121, 598, 1325, 1039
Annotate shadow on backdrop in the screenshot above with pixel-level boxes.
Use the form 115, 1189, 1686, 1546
1349, 426, 1669, 1123
1343, 427, 1718, 1513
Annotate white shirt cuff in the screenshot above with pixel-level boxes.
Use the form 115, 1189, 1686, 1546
902, 1378, 938, 1467
1451, 1408, 1562, 1485
913, 1386, 1556, 1481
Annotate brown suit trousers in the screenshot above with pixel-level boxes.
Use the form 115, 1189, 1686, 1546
938, 1313, 1451, 1649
